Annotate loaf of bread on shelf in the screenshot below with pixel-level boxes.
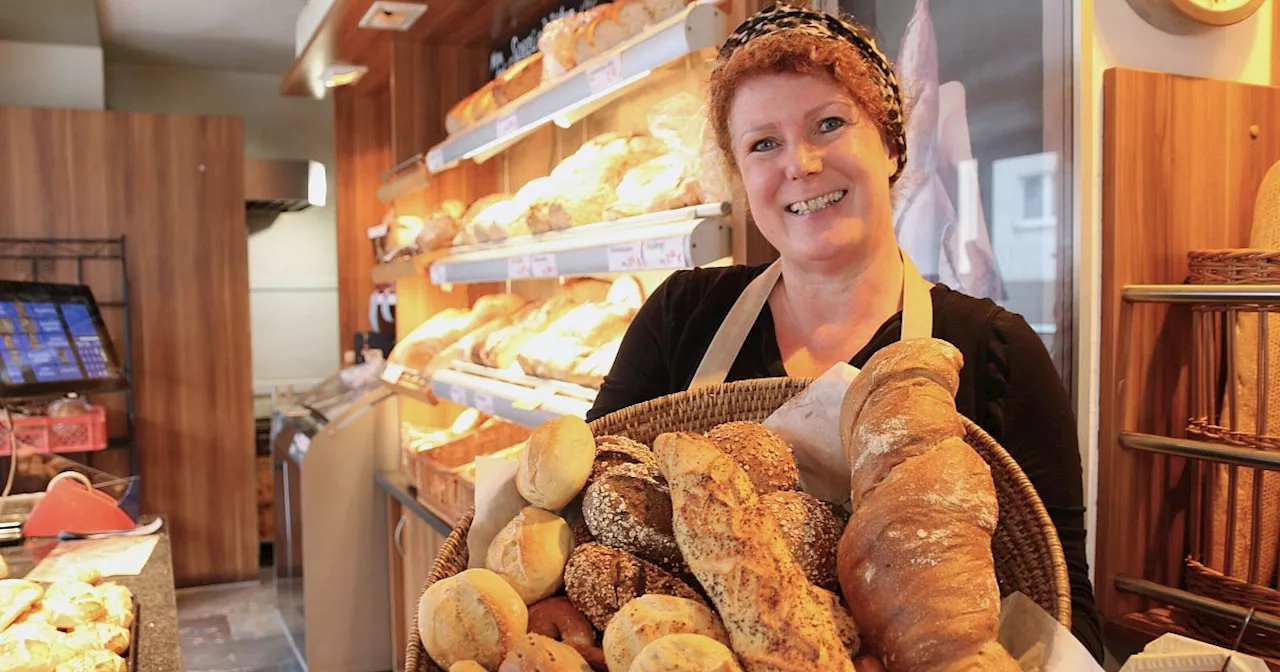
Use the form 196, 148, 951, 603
474, 279, 611, 369
516, 302, 636, 381
604, 153, 701, 220
525, 183, 617, 233
836, 339, 1017, 671
565, 337, 622, 389
416, 200, 467, 252
614, 0, 655, 37
493, 53, 544, 107
453, 194, 514, 246
573, 4, 628, 67
551, 135, 668, 189
389, 294, 528, 371
540, 11, 588, 82
653, 432, 857, 672
642, 0, 689, 24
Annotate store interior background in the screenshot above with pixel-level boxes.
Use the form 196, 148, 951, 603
0, 0, 1276, 669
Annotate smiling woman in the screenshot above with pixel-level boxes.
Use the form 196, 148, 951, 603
585, 2, 1104, 663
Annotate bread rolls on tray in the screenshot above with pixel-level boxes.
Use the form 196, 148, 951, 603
836, 339, 1017, 671
653, 432, 856, 672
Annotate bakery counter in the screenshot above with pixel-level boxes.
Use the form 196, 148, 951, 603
1, 531, 181, 671
376, 469, 456, 536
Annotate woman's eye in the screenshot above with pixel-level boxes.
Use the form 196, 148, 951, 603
819, 117, 845, 133
749, 138, 777, 153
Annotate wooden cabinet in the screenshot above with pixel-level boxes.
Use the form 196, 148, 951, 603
386, 495, 448, 670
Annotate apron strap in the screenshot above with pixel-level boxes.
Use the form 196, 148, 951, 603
688, 251, 933, 391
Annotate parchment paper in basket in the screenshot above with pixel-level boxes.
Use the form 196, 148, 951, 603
997, 592, 1103, 672
762, 362, 861, 506
466, 449, 527, 570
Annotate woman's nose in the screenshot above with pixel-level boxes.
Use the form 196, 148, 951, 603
785, 141, 821, 180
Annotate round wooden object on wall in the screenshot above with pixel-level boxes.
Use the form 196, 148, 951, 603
1124, 0, 1266, 34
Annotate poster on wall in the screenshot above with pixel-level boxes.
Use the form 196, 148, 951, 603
841, 0, 1074, 380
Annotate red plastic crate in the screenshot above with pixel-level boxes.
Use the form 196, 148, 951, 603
0, 406, 108, 455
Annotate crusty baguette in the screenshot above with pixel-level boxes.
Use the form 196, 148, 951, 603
836, 339, 1018, 671
653, 432, 856, 672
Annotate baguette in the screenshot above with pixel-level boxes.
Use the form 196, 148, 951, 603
836, 339, 1017, 671
653, 432, 856, 672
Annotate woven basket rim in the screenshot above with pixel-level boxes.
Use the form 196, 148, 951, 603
404, 377, 1073, 671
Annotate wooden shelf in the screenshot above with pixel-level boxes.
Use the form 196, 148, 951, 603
425, 1, 728, 172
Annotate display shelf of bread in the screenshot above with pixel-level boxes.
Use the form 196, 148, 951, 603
402, 413, 531, 525
415, 340, 1039, 672
428, 0, 727, 173
0, 571, 135, 672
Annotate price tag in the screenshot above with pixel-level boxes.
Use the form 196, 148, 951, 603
426, 148, 444, 173
587, 55, 625, 95
495, 113, 520, 138
448, 385, 469, 407
367, 223, 389, 239
530, 253, 559, 278
294, 433, 311, 452
382, 363, 404, 384
428, 263, 446, 285
606, 242, 643, 272
507, 255, 532, 279
473, 392, 495, 416
642, 237, 688, 269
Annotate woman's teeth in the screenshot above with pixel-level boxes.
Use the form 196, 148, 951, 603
786, 190, 847, 215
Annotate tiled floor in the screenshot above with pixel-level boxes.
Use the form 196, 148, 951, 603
177, 569, 304, 672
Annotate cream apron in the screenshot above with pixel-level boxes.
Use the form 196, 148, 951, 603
688, 252, 935, 390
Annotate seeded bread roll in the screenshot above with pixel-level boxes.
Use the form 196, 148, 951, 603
563, 543, 705, 632
589, 436, 656, 484
704, 422, 799, 495
760, 491, 844, 591
581, 463, 682, 572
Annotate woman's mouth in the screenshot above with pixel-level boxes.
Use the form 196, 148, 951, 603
785, 190, 847, 215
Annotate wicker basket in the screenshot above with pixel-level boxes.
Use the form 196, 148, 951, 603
404, 378, 1073, 671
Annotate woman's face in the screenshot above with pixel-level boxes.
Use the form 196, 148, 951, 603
728, 71, 896, 270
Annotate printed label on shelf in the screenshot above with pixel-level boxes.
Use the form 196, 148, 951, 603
641, 237, 688, 269
496, 114, 520, 137
606, 242, 643, 272
530, 253, 559, 278
428, 263, 446, 285
448, 385, 469, 407
473, 392, 495, 416
426, 148, 444, 172
587, 55, 625, 95
382, 363, 404, 384
367, 223, 389, 239
507, 255, 532, 279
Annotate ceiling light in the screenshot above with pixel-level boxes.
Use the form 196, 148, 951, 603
320, 64, 368, 88
359, 1, 429, 31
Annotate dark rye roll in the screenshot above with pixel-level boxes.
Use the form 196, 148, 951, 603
581, 463, 683, 573
760, 490, 845, 592
562, 543, 705, 632
588, 435, 657, 484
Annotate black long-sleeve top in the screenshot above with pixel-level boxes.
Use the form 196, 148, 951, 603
586, 264, 1104, 661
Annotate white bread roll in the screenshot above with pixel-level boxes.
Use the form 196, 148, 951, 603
419, 568, 530, 670
628, 634, 744, 672
517, 417, 596, 510
499, 633, 592, 671
486, 506, 575, 604
603, 595, 730, 672
449, 663, 488, 672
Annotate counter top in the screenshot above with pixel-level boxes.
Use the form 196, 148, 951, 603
374, 470, 455, 535
1, 532, 181, 671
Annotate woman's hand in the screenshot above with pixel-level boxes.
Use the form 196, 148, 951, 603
853, 655, 886, 672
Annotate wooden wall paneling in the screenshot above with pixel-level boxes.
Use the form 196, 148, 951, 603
0, 108, 257, 586
335, 88, 393, 361
390, 41, 491, 164
1096, 69, 1280, 637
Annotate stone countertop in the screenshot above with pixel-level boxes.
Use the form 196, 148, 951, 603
1, 532, 181, 671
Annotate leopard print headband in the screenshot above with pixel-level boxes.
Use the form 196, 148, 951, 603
717, 3, 908, 183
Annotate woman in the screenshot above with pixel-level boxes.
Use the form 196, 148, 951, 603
587, 3, 1104, 661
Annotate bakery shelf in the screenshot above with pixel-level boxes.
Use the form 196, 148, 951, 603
432, 367, 594, 428
425, 0, 728, 172
428, 203, 731, 285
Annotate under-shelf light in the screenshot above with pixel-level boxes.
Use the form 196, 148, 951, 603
320, 63, 368, 88
550, 68, 654, 129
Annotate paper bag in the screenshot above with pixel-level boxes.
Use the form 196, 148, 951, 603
763, 362, 860, 505
466, 451, 527, 569
1119, 633, 1270, 672
997, 592, 1103, 671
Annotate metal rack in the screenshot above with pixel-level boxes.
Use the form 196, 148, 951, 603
0, 237, 136, 477
1115, 284, 1280, 650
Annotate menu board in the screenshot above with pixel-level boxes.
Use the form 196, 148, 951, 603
0, 281, 125, 399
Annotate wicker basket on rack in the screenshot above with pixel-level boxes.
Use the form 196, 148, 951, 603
1184, 250, 1280, 657
403, 378, 1073, 672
